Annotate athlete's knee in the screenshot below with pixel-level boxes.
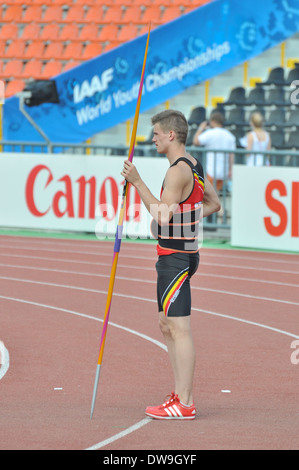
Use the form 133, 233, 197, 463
159, 314, 190, 339
159, 313, 171, 337
158, 313, 179, 339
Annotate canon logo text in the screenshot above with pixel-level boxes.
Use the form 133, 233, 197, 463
25, 164, 140, 221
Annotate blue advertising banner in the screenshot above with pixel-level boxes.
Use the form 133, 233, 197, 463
3, 0, 299, 144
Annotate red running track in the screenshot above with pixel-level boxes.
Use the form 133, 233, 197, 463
0, 234, 298, 450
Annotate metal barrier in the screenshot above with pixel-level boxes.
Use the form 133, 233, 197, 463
189, 146, 299, 231
1, 140, 299, 232
0, 140, 114, 155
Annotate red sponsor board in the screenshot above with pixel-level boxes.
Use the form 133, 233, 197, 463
0, 153, 168, 237
232, 165, 299, 252
25, 164, 141, 222
264, 180, 299, 238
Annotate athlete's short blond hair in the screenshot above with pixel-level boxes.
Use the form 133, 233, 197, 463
151, 109, 188, 144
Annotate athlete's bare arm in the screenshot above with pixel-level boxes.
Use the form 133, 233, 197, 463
202, 178, 221, 217
121, 161, 188, 225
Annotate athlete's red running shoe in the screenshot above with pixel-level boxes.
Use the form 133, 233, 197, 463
145, 392, 196, 420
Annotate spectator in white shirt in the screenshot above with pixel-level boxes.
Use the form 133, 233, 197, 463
245, 112, 271, 166
193, 111, 235, 192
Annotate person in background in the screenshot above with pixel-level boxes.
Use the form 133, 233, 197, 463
192, 111, 235, 192
244, 111, 271, 166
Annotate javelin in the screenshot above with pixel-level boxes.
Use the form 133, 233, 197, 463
90, 25, 151, 419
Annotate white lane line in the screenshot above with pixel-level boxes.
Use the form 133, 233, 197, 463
0, 244, 156, 262
201, 251, 299, 265
0, 295, 166, 352
200, 272, 299, 289
1, 243, 299, 270
0, 291, 298, 344
0, 274, 298, 308
193, 307, 299, 340
193, 286, 299, 307
1, 238, 298, 265
1, 293, 297, 342
0, 295, 163, 449
85, 418, 152, 451
1, 261, 299, 290
0, 293, 298, 451
0, 253, 154, 269
203, 261, 299, 275
1, 251, 299, 275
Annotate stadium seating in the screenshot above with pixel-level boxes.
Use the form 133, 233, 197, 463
224, 107, 247, 127
1, 0, 298, 153
0, 0, 211, 97
257, 66, 286, 86
269, 128, 285, 149
223, 87, 247, 106
258, 65, 299, 87
245, 87, 267, 107
264, 108, 286, 128
208, 63, 299, 151
187, 106, 206, 126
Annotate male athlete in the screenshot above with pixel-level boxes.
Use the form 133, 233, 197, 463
121, 109, 220, 419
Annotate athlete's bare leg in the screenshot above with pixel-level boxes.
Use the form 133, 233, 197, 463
159, 312, 195, 405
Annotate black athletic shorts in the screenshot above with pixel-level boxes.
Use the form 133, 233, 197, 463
156, 251, 200, 317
